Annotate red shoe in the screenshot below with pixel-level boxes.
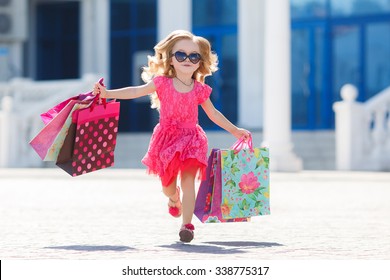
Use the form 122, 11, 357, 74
168, 187, 182, 218
179, 223, 195, 243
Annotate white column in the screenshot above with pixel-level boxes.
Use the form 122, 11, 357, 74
81, 0, 94, 76
238, 0, 264, 130
81, 0, 109, 80
333, 85, 368, 170
158, 0, 191, 40
262, 0, 302, 171
0, 96, 13, 167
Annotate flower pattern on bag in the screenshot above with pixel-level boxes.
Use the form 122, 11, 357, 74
239, 172, 260, 194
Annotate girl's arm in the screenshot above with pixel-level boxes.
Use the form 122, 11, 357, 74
201, 98, 250, 140
93, 80, 155, 100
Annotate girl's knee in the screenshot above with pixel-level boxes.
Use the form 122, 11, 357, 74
162, 181, 177, 197
181, 174, 195, 185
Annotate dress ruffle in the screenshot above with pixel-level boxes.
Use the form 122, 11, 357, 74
142, 123, 208, 186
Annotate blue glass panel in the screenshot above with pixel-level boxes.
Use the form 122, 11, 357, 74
36, 2, 79, 80
331, 0, 390, 16
193, 0, 238, 129
366, 22, 390, 98
110, 37, 131, 88
193, 0, 237, 27
291, 29, 310, 127
135, 0, 156, 28
332, 25, 360, 101
292, 24, 328, 129
221, 35, 238, 124
291, 0, 328, 19
111, 0, 156, 30
314, 28, 325, 127
111, 1, 130, 30
110, 0, 157, 132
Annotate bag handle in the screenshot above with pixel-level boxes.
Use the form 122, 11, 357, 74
89, 78, 107, 112
230, 133, 253, 152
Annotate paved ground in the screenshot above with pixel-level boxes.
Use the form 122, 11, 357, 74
1, 168, 389, 261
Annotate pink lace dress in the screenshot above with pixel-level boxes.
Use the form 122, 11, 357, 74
141, 76, 212, 187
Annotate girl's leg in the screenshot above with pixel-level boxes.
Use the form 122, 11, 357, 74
180, 171, 196, 225
179, 169, 197, 242
162, 177, 182, 217
162, 178, 177, 199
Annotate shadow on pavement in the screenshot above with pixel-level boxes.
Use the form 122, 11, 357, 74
44, 245, 135, 252
204, 241, 283, 248
158, 241, 283, 255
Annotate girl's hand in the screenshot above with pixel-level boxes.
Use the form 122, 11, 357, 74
93, 82, 108, 98
233, 128, 251, 141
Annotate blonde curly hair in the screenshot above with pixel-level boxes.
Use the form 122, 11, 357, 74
141, 30, 219, 109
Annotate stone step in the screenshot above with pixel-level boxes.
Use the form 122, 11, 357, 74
111, 130, 336, 171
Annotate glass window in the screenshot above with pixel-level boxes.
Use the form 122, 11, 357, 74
193, 0, 238, 128
36, 2, 80, 80
366, 23, 390, 98
291, 0, 328, 19
291, 29, 310, 127
331, 0, 390, 16
135, 0, 156, 28
332, 25, 360, 101
111, 1, 131, 31
110, 0, 157, 132
193, 0, 237, 27
111, 0, 156, 31
221, 35, 238, 123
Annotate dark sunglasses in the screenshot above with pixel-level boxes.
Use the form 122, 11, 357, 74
171, 51, 201, 64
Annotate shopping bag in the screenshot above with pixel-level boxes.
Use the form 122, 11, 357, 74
56, 98, 120, 176
43, 103, 83, 161
40, 88, 96, 125
30, 81, 101, 160
30, 100, 82, 160
219, 136, 270, 219
194, 149, 250, 223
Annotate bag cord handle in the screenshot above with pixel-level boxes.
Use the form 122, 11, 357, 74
230, 133, 253, 152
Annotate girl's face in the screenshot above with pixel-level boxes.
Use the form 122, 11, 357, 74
170, 39, 201, 76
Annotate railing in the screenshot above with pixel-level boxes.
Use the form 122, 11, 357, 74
333, 84, 390, 171
0, 74, 100, 167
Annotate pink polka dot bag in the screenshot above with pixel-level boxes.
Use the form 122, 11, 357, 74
56, 96, 120, 177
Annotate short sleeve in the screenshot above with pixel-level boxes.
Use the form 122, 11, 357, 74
152, 76, 165, 99
197, 83, 212, 104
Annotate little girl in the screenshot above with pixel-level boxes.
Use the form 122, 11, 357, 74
93, 30, 250, 243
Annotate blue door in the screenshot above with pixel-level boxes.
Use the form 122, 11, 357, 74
193, 0, 238, 130
36, 2, 80, 80
110, 0, 157, 132
291, 22, 331, 129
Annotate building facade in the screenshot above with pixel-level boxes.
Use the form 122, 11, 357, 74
1, 0, 390, 132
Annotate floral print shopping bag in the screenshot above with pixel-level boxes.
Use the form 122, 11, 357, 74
194, 149, 250, 223
219, 136, 270, 219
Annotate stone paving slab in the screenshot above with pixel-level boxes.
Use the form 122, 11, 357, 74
0, 168, 389, 260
